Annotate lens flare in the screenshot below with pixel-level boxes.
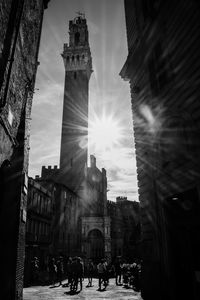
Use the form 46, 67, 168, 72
89, 115, 122, 152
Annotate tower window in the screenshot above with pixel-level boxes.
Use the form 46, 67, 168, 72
74, 72, 77, 79
67, 56, 70, 62
76, 55, 79, 61
72, 55, 74, 62
82, 54, 85, 59
75, 32, 80, 45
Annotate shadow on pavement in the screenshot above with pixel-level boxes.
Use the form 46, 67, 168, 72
64, 290, 80, 295
97, 288, 106, 292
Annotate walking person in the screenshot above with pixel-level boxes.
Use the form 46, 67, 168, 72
56, 256, 64, 286
114, 256, 122, 285
70, 257, 78, 292
31, 256, 39, 285
48, 257, 57, 286
63, 257, 72, 287
86, 259, 95, 287
76, 257, 84, 291
103, 258, 109, 286
97, 259, 107, 291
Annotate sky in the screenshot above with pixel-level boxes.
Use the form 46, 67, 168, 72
29, 0, 138, 202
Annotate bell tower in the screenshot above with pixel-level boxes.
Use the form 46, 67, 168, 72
60, 14, 93, 191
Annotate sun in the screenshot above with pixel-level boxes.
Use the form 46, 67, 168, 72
88, 115, 122, 152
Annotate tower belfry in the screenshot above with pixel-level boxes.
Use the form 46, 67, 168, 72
60, 15, 93, 191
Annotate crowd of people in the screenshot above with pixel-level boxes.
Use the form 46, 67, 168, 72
30, 255, 141, 293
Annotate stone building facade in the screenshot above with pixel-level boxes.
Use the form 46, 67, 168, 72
120, 0, 200, 299
36, 167, 83, 258
0, 1, 50, 299
36, 154, 111, 262
24, 177, 53, 286
31, 165, 140, 265
107, 197, 140, 261
80, 155, 111, 261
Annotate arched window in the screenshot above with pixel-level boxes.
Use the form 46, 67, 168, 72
66, 56, 70, 62
75, 32, 80, 45
76, 55, 79, 61
72, 55, 74, 62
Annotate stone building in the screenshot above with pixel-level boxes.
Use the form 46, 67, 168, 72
36, 166, 83, 258
120, 0, 200, 299
33, 164, 140, 264
80, 155, 111, 261
24, 177, 53, 286
0, 1, 50, 299
116, 197, 140, 260
37, 154, 111, 262
107, 197, 140, 261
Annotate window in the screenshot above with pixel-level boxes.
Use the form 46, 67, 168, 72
74, 72, 77, 79
75, 32, 80, 45
35, 222, 38, 235
45, 224, 48, 236
38, 222, 41, 235
148, 41, 168, 96
44, 199, 47, 213
33, 192, 37, 208
30, 220, 33, 233
36, 194, 40, 213
26, 219, 29, 233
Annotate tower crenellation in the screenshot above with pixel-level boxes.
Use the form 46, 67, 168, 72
62, 15, 92, 79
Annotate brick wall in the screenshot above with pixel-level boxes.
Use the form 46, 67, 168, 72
0, 1, 50, 299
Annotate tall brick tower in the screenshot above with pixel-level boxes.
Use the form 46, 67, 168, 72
60, 14, 92, 191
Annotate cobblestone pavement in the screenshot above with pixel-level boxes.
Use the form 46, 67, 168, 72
23, 278, 142, 300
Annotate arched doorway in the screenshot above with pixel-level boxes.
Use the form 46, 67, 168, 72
87, 229, 104, 261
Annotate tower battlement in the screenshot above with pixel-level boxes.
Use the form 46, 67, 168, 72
62, 15, 92, 78
41, 165, 60, 180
